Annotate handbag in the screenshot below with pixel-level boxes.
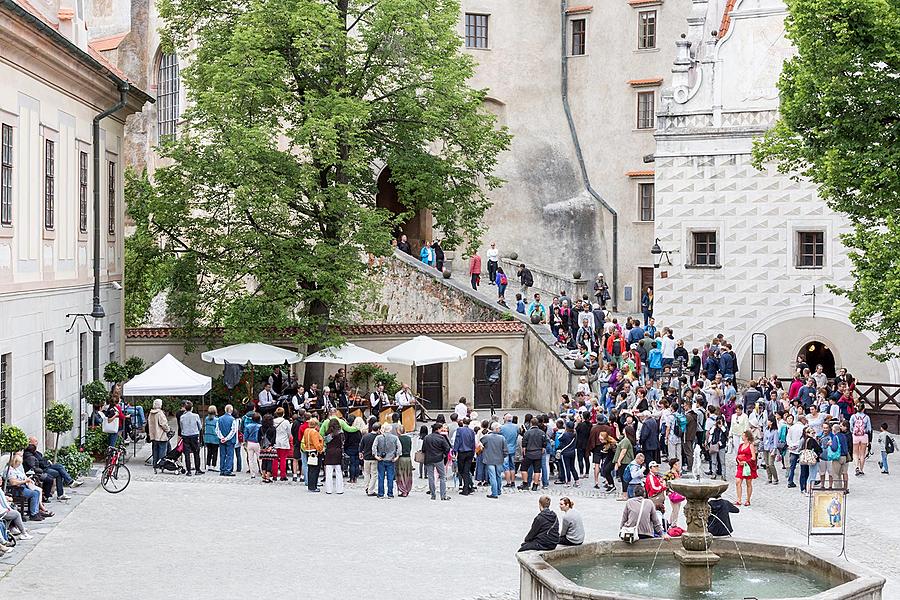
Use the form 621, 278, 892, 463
668, 490, 685, 503
102, 417, 118, 434
414, 450, 425, 464
307, 451, 320, 466
799, 448, 818, 465
741, 463, 751, 477
708, 442, 720, 454
619, 498, 647, 544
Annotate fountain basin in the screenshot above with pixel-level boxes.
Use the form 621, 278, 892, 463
518, 539, 885, 600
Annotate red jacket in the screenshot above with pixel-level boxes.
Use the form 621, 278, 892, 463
469, 254, 482, 275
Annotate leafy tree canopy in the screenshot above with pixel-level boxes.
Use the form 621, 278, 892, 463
753, 0, 900, 360
129, 0, 510, 346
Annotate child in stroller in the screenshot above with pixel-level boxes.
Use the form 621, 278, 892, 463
157, 438, 187, 474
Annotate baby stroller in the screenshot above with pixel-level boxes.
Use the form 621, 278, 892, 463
158, 438, 187, 474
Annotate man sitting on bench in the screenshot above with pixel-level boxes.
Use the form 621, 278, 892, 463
23, 437, 83, 502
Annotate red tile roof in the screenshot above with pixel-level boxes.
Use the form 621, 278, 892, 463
566, 5, 593, 13
628, 77, 663, 87
628, 0, 660, 6
718, 0, 738, 39
126, 322, 526, 339
90, 33, 127, 52
626, 169, 654, 177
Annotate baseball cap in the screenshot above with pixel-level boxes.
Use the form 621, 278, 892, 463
649, 461, 659, 467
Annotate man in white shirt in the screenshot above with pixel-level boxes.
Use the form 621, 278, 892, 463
455, 397, 469, 420
660, 330, 676, 366
304, 383, 320, 408
257, 383, 276, 414
811, 364, 828, 390
395, 383, 414, 407
370, 383, 387, 415
785, 415, 807, 488
486, 242, 499, 285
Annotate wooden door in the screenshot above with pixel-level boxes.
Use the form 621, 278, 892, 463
474, 355, 502, 410
639, 267, 654, 297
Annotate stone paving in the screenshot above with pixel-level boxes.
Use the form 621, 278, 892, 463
0, 442, 894, 599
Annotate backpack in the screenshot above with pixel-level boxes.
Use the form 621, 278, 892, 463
499, 273, 508, 285
622, 462, 635, 485
674, 412, 687, 436
612, 339, 623, 356
852, 416, 866, 437
886, 434, 895, 455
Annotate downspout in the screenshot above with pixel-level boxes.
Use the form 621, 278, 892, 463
91, 84, 129, 380
559, 0, 618, 311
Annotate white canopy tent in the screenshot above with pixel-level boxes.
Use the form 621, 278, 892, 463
200, 342, 303, 366
383, 336, 467, 413
122, 353, 212, 397
304, 343, 389, 366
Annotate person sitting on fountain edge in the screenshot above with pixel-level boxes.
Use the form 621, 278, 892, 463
707, 491, 740, 537
619, 485, 669, 540
519, 496, 560, 551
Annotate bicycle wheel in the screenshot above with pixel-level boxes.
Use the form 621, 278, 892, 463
101, 463, 131, 493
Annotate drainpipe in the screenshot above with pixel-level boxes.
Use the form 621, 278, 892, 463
91, 84, 129, 381
559, 0, 618, 311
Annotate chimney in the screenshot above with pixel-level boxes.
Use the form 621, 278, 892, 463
57, 0, 89, 50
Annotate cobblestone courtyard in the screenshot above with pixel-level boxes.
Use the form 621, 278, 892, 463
0, 449, 894, 599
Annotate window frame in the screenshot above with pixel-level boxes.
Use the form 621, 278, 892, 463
638, 10, 657, 50
79, 150, 88, 233
691, 231, 718, 267
796, 230, 825, 268
570, 18, 586, 56
638, 182, 655, 222
636, 91, 655, 129
107, 160, 116, 235
464, 13, 489, 49
44, 139, 54, 230
157, 52, 180, 141
1, 123, 12, 226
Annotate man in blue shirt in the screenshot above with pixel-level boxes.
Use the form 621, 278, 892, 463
627, 322, 645, 345
797, 379, 817, 408
500, 414, 520, 488
215, 404, 238, 476
527, 293, 546, 323
647, 341, 663, 380
453, 419, 477, 495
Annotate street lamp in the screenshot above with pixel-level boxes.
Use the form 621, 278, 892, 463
650, 238, 675, 268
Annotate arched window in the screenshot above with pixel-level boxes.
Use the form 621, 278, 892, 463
157, 52, 180, 140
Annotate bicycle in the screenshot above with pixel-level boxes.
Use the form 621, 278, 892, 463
101, 445, 131, 494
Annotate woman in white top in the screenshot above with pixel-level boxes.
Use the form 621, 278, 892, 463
272, 407, 292, 481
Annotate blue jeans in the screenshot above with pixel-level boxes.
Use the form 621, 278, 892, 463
882, 450, 890, 473
504, 454, 516, 472
301, 450, 308, 481
486, 464, 503, 496
475, 453, 485, 483
234, 443, 242, 472
346, 448, 361, 480
541, 453, 550, 487
20, 486, 40, 516
219, 441, 236, 475
152, 441, 168, 469
787, 452, 800, 485
377, 460, 395, 497
627, 482, 641, 498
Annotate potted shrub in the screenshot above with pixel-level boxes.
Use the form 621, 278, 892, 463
0, 425, 28, 490
83, 380, 109, 407
46, 402, 74, 451
103, 361, 130, 385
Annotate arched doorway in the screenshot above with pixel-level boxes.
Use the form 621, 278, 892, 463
375, 167, 432, 255
799, 341, 836, 378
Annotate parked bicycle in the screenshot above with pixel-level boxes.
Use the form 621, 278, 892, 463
101, 445, 131, 493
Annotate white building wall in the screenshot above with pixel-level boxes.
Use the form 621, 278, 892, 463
0, 3, 145, 448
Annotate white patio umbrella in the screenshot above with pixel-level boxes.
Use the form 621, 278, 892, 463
303, 343, 389, 365
383, 336, 468, 409
200, 342, 303, 365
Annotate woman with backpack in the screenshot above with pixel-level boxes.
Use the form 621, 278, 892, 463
495, 267, 509, 307
849, 404, 872, 476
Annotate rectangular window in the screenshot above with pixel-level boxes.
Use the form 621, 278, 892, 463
638, 10, 657, 49
571, 19, 586, 56
108, 160, 116, 235
109, 323, 116, 363
44, 139, 54, 229
79, 151, 88, 233
465, 13, 489, 49
637, 91, 655, 129
692, 231, 718, 266
797, 231, 825, 268
638, 182, 655, 221
44, 341, 54, 361
1, 124, 11, 226
0, 353, 8, 425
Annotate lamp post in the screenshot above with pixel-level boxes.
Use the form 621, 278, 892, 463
650, 237, 675, 268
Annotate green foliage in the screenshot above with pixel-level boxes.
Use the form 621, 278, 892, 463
46, 403, 74, 434
124, 356, 148, 379
350, 363, 400, 395
82, 380, 109, 406
45, 445, 93, 477
753, 0, 900, 359
84, 427, 110, 458
134, 0, 510, 348
103, 362, 130, 384
0, 426, 28, 453
124, 169, 176, 327
499, 311, 516, 321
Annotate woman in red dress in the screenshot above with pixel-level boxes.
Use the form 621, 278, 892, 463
735, 430, 758, 506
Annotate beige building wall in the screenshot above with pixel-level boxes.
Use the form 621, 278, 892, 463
0, 0, 150, 446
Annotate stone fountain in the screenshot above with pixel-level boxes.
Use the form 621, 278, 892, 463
666, 478, 729, 590
517, 477, 885, 599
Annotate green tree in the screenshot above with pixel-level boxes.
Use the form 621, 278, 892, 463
753, 0, 900, 360
132, 0, 510, 347
46, 402, 75, 451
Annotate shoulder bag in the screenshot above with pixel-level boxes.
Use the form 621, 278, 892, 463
619, 499, 647, 544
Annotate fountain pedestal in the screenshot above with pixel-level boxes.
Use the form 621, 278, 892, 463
666, 478, 730, 591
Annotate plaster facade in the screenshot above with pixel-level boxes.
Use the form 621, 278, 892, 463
653, 0, 900, 382
0, 0, 150, 446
